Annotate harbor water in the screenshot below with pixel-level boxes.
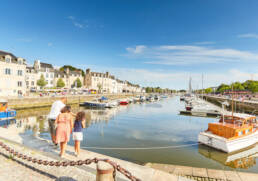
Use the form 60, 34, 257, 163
2, 96, 258, 173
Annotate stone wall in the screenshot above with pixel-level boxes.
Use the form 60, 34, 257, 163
8, 93, 139, 110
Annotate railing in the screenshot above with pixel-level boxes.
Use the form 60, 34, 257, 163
0, 141, 141, 181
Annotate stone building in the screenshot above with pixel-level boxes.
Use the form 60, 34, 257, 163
0, 50, 26, 97
54, 68, 84, 89
84, 69, 118, 93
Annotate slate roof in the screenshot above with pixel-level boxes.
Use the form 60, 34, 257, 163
0, 50, 17, 59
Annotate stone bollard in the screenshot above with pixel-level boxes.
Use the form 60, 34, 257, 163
96, 161, 114, 181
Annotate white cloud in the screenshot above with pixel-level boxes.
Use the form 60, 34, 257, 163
73, 22, 84, 29
17, 38, 32, 42
126, 45, 146, 54
104, 67, 258, 89
67, 16, 75, 20
125, 45, 258, 65
194, 41, 215, 45
238, 33, 258, 39
67, 16, 85, 29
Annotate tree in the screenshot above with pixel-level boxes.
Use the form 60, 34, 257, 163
37, 74, 47, 88
73, 78, 82, 88
97, 83, 102, 93
216, 84, 231, 93
205, 88, 213, 94
60, 65, 85, 77
56, 78, 65, 88
231, 82, 245, 90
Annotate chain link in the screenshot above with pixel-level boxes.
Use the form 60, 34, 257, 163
0, 141, 141, 181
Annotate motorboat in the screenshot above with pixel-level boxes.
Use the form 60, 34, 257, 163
0, 99, 16, 121
120, 99, 129, 105
105, 101, 118, 108
198, 113, 258, 153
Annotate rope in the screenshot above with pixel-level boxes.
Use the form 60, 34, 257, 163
82, 142, 200, 150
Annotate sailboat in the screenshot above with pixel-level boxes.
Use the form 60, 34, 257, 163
198, 90, 258, 153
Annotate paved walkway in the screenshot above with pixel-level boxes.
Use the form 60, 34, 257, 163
0, 136, 194, 181
0, 140, 95, 181
146, 163, 258, 181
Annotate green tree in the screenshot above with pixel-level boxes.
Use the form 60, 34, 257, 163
205, 88, 213, 94
56, 78, 65, 88
217, 84, 231, 93
60, 65, 85, 76
37, 74, 47, 88
231, 82, 245, 90
73, 78, 82, 88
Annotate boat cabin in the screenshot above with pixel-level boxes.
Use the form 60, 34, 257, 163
0, 99, 8, 112
207, 114, 257, 140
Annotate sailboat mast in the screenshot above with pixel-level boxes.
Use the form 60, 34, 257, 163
232, 85, 234, 118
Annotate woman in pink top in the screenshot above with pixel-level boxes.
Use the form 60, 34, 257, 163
55, 106, 73, 157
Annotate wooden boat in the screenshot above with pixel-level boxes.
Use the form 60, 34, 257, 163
0, 99, 16, 121
198, 113, 258, 153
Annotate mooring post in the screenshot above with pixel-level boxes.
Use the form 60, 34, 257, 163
96, 161, 114, 181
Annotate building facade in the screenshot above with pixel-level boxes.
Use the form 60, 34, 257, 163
0, 51, 27, 97
54, 68, 84, 89
33, 60, 55, 88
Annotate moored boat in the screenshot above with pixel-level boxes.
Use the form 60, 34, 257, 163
198, 113, 258, 153
120, 99, 129, 105
0, 99, 16, 121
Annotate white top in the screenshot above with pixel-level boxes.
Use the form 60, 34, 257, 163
48, 100, 65, 120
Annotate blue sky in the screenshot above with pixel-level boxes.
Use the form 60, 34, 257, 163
1, 0, 258, 89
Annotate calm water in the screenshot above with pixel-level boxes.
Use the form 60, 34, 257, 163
3, 96, 258, 173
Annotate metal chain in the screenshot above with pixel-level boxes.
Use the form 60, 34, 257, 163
0, 141, 141, 181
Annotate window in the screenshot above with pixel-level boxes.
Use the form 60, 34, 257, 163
5, 68, 11, 75
18, 81, 22, 87
26, 81, 29, 86
18, 59, 23, 64
51, 74, 53, 78
17, 70, 23, 76
46, 73, 49, 78
6, 57, 11, 63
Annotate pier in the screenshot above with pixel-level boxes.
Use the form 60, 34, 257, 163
203, 95, 258, 114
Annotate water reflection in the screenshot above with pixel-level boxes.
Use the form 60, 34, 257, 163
199, 144, 258, 169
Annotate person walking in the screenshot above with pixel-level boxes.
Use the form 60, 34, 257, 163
48, 97, 66, 145
55, 106, 73, 157
73, 112, 86, 157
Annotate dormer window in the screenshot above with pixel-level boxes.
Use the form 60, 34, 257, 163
6, 57, 11, 63
18, 59, 23, 64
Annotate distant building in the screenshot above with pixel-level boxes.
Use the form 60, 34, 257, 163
25, 66, 37, 91
33, 60, 55, 88
0, 50, 26, 96
54, 67, 84, 88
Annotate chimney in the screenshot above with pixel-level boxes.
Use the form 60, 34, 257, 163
86, 68, 90, 74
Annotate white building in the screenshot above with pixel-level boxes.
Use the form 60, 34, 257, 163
25, 66, 38, 91
0, 50, 26, 97
33, 60, 55, 88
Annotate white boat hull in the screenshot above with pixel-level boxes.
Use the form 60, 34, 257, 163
198, 131, 258, 153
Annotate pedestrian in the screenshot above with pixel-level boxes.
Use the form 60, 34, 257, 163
55, 105, 73, 157
48, 97, 66, 146
73, 111, 86, 157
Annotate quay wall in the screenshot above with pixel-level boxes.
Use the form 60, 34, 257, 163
203, 95, 258, 114
7, 93, 140, 110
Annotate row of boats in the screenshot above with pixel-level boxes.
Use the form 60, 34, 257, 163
180, 94, 258, 154
79, 94, 168, 108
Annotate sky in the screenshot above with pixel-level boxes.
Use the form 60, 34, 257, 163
1, 0, 258, 89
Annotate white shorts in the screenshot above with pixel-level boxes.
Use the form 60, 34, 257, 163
73, 132, 83, 141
